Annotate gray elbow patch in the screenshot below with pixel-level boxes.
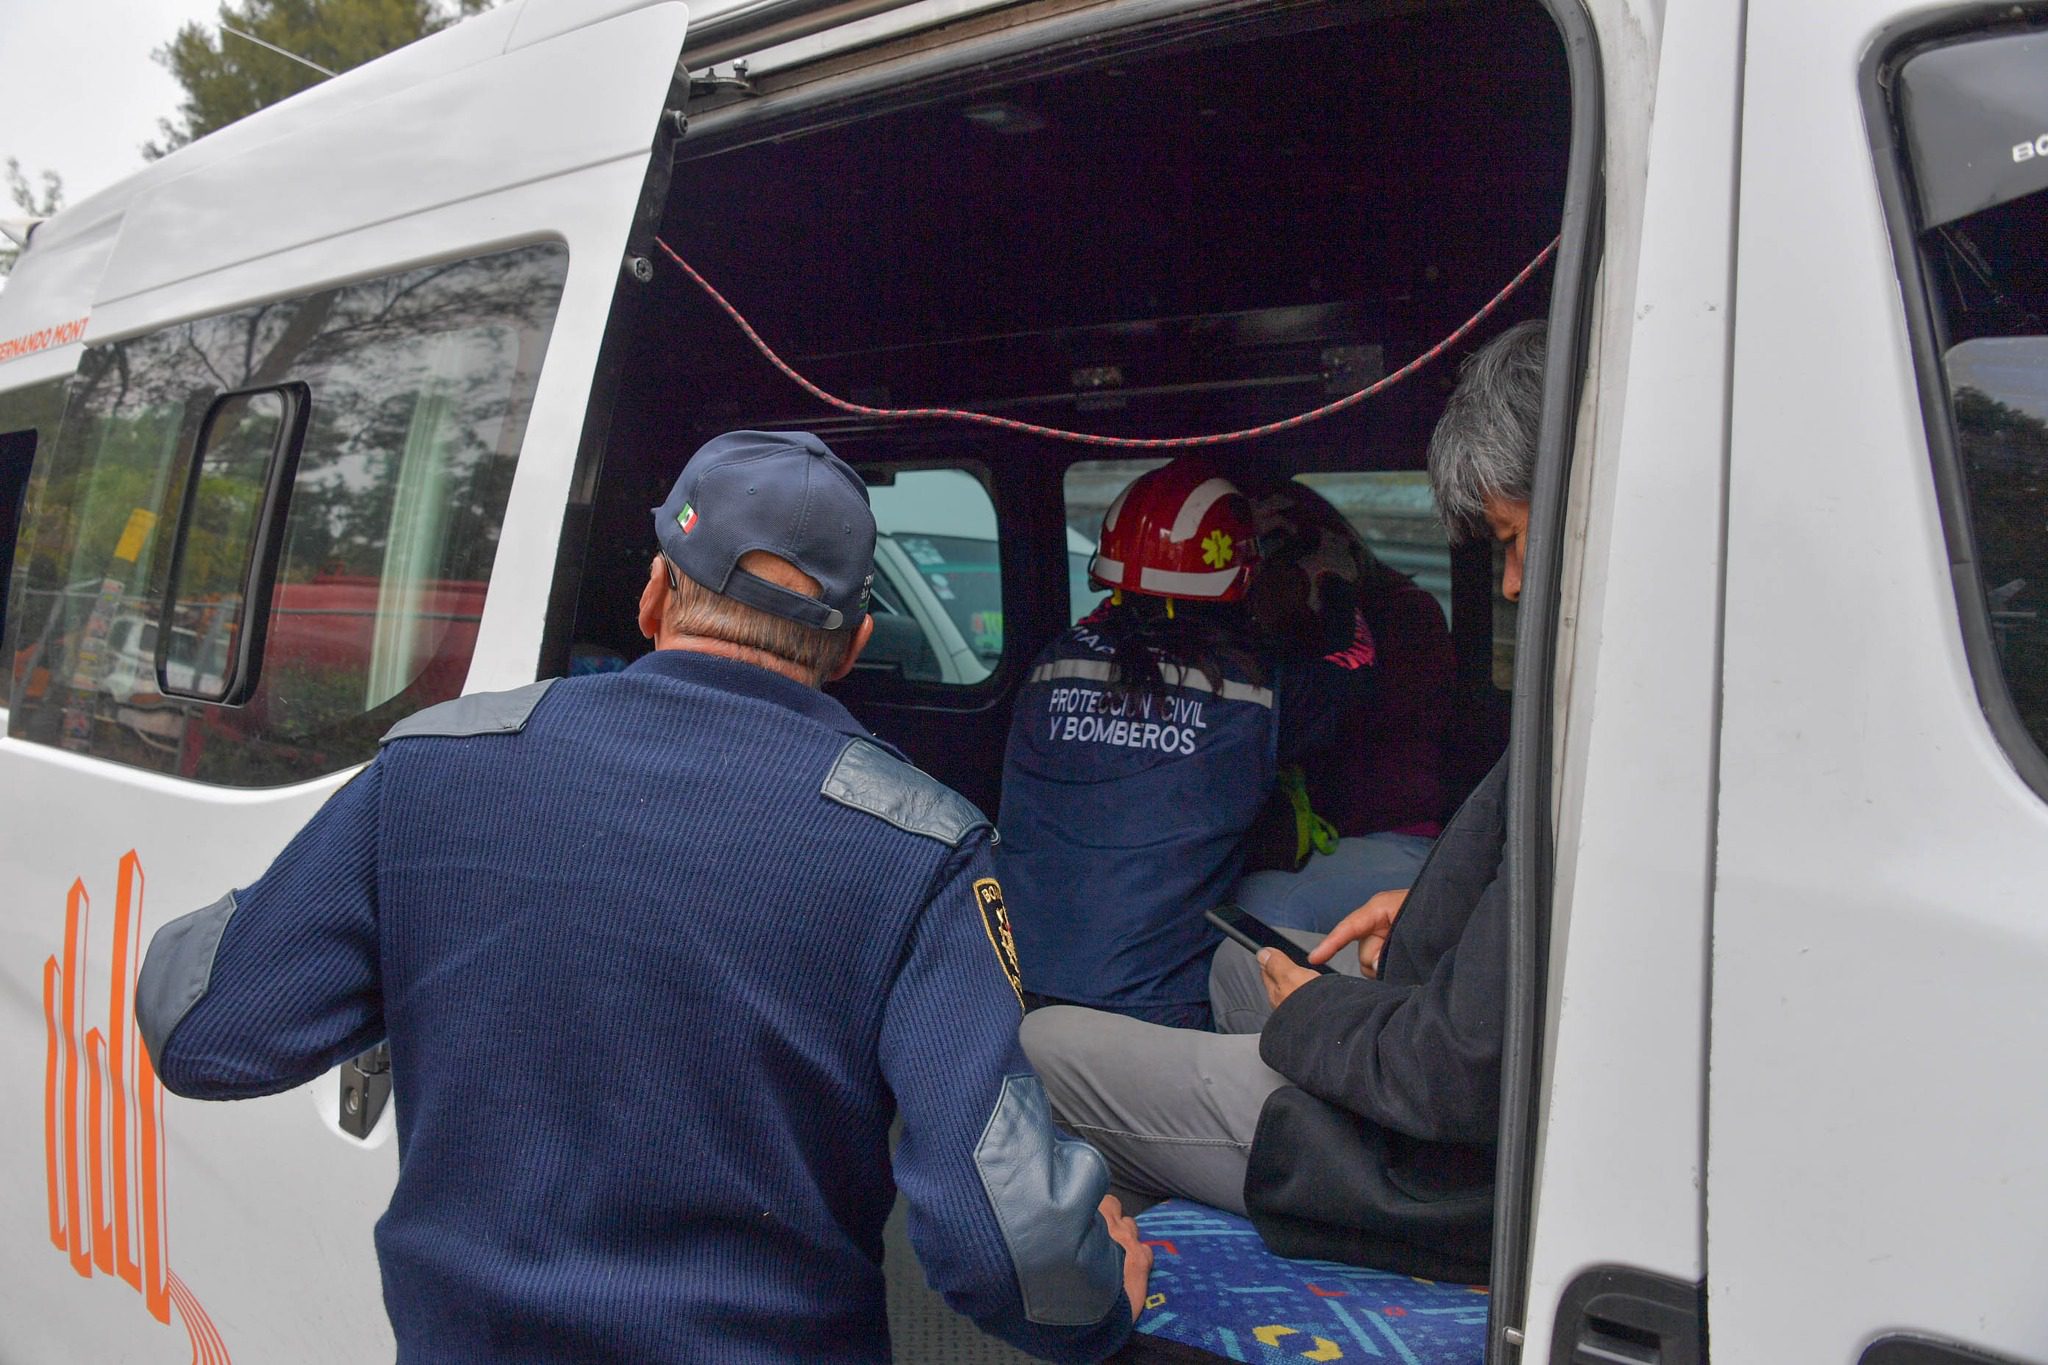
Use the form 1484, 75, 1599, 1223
135, 893, 238, 1065
973, 1074, 1122, 1326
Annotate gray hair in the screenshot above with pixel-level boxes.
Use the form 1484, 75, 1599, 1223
1426, 319, 1547, 544
662, 552, 854, 684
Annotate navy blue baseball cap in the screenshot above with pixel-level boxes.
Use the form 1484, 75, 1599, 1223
653, 430, 876, 631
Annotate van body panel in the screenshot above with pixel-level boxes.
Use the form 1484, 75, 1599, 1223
15, 0, 2043, 1358
0, 9, 687, 1361
96, 5, 688, 308
1713, 0, 2048, 1359
510, 0, 691, 48
0, 739, 373, 1361
16, 1, 533, 241
1520, 0, 1740, 1355
0, 214, 120, 386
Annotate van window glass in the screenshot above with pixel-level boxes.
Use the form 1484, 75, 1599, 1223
1292, 472, 1453, 625
1062, 462, 1454, 628
863, 467, 1001, 685
161, 390, 292, 701
1894, 33, 2048, 762
0, 429, 37, 658
6, 243, 568, 784
1063, 459, 1167, 621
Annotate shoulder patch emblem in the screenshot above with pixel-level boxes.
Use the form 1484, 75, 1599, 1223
974, 877, 1024, 1009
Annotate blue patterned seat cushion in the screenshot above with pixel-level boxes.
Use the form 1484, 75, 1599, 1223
1128, 1201, 1488, 1364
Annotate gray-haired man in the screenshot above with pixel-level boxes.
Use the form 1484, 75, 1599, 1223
1020, 321, 1545, 1283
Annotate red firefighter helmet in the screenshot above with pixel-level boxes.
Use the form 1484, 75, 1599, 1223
1091, 458, 1260, 603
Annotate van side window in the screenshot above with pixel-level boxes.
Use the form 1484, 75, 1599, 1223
1063, 458, 1166, 621
1291, 472, 1454, 625
1062, 461, 1456, 629
0, 428, 36, 656
1886, 29, 2048, 770
860, 466, 1003, 685
6, 243, 569, 785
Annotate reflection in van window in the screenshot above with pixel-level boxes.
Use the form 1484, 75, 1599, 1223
1921, 186, 2047, 755
6, 243, 569, 785
1950, 332, 2048, 752
864, 468, 1002, 684
162, 389, 290, 701
0, 428, 38, 654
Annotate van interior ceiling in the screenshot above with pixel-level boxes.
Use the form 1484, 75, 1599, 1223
561, 0, 1569, 794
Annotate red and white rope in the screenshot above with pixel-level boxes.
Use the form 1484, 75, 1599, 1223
652, 234, 1559, 449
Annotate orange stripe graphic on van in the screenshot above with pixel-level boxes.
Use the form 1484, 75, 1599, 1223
42, 852, 229, 1361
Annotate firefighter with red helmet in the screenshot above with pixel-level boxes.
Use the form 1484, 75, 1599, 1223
995, 457, 1373, 1027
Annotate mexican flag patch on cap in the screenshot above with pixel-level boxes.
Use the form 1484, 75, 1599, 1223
678, 503, 698, 533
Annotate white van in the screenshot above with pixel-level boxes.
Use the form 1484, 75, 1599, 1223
1, 0, 2043, 1361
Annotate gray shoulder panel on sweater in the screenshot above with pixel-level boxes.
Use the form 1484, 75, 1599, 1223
973, 1073, 1122, 1325
135, 892, 238, 1066
821, 738, 994, 848
380, 678, 559, 745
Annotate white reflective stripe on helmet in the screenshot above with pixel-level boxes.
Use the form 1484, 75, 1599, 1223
1027, 658, 1273, 708
1138, 563, 1242, 598
1167, 477, 1238, 542
1090, 554, 1126, 583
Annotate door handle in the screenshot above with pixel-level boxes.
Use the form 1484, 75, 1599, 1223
338, 1042, 391, 1140
1552, 1267, 1703, 1365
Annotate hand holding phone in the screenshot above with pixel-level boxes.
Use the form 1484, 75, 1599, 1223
1204, 904, 1336, 975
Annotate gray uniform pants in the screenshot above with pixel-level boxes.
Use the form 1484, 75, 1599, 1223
1018, 931, 1364, 1216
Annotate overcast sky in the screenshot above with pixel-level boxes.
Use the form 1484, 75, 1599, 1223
2, 0, 229, 210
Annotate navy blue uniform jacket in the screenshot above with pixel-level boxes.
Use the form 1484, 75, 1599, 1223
134, 651, 1132, 1364
997, 618, 1361, 1013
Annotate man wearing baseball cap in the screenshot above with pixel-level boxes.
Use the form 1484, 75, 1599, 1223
134, 429, 1148, 1363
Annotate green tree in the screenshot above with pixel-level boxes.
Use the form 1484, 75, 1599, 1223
145, 0, 495, 159
1, 158, 65, 276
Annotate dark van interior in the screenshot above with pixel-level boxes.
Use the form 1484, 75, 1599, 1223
553, 0, 1568, 818
553, 1, 1572, 1356
552, 2, 1572, 1342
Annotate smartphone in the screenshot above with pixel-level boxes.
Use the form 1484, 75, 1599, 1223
1204, 904, 1335, 975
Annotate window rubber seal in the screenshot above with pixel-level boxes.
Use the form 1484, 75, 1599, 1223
157, 381, 311, 707
1489, 0, 1605, 1358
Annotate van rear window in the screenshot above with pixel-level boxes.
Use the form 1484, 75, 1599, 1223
1062, 461, 1452, 628
6, 243, 567, 786
862, 466, 1004, 685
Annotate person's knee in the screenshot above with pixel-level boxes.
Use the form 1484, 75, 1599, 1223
1019, 1005, 1101, 1098
1209, 942, 1264, 1029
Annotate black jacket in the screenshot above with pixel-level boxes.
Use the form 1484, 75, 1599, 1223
1242, 756, 1507, 1283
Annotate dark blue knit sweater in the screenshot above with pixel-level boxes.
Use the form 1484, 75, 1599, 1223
139, 651, 1132, 1363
